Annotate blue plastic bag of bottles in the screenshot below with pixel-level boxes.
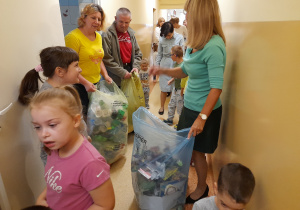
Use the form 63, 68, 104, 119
87, 81, 128, 164
131, 107, 195, 210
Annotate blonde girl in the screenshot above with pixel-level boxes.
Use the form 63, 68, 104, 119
31, 86, 115, 209
154, 17, 165, 43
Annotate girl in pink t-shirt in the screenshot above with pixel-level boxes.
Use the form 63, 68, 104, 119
30, 86, 115, 210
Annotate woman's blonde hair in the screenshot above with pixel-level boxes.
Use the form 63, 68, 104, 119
184, 0, 226, 49
156, 17, 165, 27
78, 3, 106, 31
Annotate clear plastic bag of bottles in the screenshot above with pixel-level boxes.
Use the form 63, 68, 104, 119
131, 107, 195, 210
87, 81, 128, 164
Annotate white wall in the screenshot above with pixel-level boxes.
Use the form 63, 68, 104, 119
101, 0, 157, 26
0, 0, 65, 109
215, 0, 300, 209
101, 0, 158, 59
0, 0, 65, 209
219, 0, 300, 22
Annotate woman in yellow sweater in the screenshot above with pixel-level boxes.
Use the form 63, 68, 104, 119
65, 3, 112, 116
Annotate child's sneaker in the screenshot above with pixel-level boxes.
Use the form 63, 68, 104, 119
163, 119, 173, 125
146, 104, 150, 109
173, 124, 178, 129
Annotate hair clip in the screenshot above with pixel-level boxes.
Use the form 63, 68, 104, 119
35, 64, 43, 72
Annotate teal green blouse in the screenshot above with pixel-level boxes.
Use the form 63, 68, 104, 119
181, 35, 226, 112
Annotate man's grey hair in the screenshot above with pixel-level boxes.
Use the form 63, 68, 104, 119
116, 7, 131, 17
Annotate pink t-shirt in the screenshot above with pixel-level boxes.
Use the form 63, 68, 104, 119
44, 138, 110, 210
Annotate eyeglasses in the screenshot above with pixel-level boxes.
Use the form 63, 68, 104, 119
171, 53, 177, 56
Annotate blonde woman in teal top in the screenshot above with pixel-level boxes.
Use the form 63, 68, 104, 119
150, 0, 226, 204
181, 35, 226, 112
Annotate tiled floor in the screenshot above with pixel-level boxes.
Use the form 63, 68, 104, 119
110, 79, 216, 210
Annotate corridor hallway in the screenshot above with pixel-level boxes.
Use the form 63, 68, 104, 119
110, 78, 216, 210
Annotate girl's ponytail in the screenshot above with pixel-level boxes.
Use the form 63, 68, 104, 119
18, 69, 43, 105
18, 46, 78, 105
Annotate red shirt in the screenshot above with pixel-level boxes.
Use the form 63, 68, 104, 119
117, 30, 132, 64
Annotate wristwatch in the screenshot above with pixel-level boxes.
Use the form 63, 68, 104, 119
199, 113, 208, 120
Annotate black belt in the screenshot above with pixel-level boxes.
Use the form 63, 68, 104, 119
123, 62, 132, 72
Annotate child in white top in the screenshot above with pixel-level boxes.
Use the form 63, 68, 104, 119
193, 163, 255, 210
170, 17, 188, 43
139, 58, 150, 109
30, 86, 115, 210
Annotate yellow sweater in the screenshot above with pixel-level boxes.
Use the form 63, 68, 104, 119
65, 28, 104, 84
181, 76, 189, 94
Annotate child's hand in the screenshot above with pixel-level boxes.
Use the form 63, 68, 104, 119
167, 78, 174, 85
